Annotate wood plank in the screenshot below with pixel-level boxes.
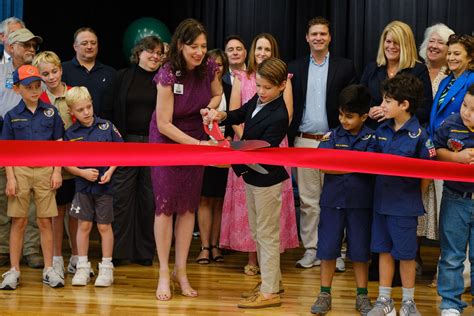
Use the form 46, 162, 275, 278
1, 239, 472, 315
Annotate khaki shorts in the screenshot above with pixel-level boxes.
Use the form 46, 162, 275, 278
7, 167, 58, 218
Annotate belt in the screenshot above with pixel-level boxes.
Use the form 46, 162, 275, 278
297, 132, 325, 141
448, 186, 474, 200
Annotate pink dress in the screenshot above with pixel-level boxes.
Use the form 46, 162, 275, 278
219, 70, 299, 252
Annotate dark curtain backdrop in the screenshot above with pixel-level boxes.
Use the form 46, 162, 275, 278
24, 0, 473, 74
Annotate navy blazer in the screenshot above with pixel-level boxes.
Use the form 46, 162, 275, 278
360, 61, 433, 129
288, 54, 357, 146
223, 94, 289, 187
429, 70, 474, 135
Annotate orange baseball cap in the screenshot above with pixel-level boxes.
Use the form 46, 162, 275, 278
12, 64, 43, 85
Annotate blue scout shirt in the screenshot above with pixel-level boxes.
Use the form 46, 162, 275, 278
64, 116, 123, 195
1, 100, 64, 140
318, 124, 377, 208
433, 113, 474, 193
373, 116, 435, 216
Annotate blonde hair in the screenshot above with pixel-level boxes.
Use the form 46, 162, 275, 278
65, 86, 92, 107
32, 50, 62, 68
376, 21, 418, 70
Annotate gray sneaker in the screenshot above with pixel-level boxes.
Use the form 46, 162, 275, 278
0, 269, 20, 290
335, 257, 345, 272
356, 294, 372, 315
399, 299, 421, 316
296, 250, 320, 268
67, 258, 77, 274
367, 296, 396, 316
311, 292, 331, 314
43, 267, 64, 288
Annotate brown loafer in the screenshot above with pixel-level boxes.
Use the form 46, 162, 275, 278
238, 292, 281, 309
241, 281, 284, 298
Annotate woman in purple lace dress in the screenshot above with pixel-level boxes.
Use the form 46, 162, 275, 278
148, 19, 221, 301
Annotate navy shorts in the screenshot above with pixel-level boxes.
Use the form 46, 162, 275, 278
370, 212, 417, 260
56, 178, 75, 205
69, 192, 113, 224
317, 207, 372, 262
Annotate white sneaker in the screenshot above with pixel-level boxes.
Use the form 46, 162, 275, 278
441, 309, 461, 316
53, 260, 65, 280
0, 268, 20, 290
335, 257, 345, 272
94, 262, 114, 287
72, 262, 92, 286
296, 250, 319, 268
43, 266, 64, 288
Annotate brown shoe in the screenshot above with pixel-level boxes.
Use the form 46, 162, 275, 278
244, 264, 259, 276
238, 292, 281, 309
0, 253, 9, 267
241, 281, 284, 298
23, 253, 44, 269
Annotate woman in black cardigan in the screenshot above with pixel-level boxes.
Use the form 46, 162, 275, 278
101, 35, 164, 266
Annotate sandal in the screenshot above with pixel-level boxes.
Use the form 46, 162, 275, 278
210, 245, 224, 262
244, 264, 260, 276
196, 246, 211, 264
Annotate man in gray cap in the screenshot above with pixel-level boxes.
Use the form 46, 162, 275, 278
0, 27, 44, 269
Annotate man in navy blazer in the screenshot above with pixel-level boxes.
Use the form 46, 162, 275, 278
223, 35, 247, 87
288, 17, 357, 270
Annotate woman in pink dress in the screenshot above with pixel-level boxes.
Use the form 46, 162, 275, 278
220, 33, 299, 275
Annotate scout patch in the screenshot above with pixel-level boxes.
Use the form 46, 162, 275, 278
98, 121, 110, 130
425, 139, 436, 158
447, 138, 464, 152
408, 128, 421, 138
361, 134, 372, 141
43, 108, 54, 118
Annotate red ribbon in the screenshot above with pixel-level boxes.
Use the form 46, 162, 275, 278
2, 140, 474, 182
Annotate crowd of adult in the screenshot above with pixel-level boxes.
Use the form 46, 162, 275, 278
0, 14, 473, 316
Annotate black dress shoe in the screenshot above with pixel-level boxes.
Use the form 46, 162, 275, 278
112, 258, 131, 266
132, 258, 153, 266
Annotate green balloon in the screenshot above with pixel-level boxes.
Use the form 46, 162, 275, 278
122, 17, 172, 61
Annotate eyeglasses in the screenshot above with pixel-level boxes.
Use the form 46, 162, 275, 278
145, 49, 163, 57
15, 41, 39, 51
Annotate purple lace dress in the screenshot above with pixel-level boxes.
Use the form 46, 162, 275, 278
149, 59, 217, 216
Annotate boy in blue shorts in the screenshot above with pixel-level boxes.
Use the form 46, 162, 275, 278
0, 65, 65, 290
434, 84, 474, 316
368, 74, 435, 316
63, 87, 122, 287
311, 84, 376, 315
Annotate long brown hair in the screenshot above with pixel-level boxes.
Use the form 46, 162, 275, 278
247, 33, 280, 78
166, 18, 208, 79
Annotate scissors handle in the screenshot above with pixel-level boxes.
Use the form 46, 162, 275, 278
203, 121, 231, 147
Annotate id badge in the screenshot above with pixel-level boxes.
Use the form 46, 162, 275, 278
173, 83, 184, 95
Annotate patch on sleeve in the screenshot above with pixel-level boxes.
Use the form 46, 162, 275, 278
361, 133, 372, 141
43, 108, 54, 118
425, 139, 436, 158
447, 138, 464, 152
98, 121, 110, 130
409, 128, 422, 138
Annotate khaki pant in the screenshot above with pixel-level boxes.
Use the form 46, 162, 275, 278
294, 136, 324, 250
245, 182, 282, 294
0, 167, 41, 255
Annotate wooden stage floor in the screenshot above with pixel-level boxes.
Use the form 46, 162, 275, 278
1, 238, 472, 315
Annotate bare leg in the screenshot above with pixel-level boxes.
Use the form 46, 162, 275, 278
320, 259, 336, 287
210, 198, 223, 260
76, 220, 93, 256
174, 211, 197, 297
97, 224, 113, 258
37, 217, 53, 268
400, 259, 416, 288
155, 213, 173, 300
196, 197, 211, 262
52, 205, 66, 256
379, 253, 395, 287
353, 262, 369, 288
68, 211, 78, 256
10, 217, 28, 271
